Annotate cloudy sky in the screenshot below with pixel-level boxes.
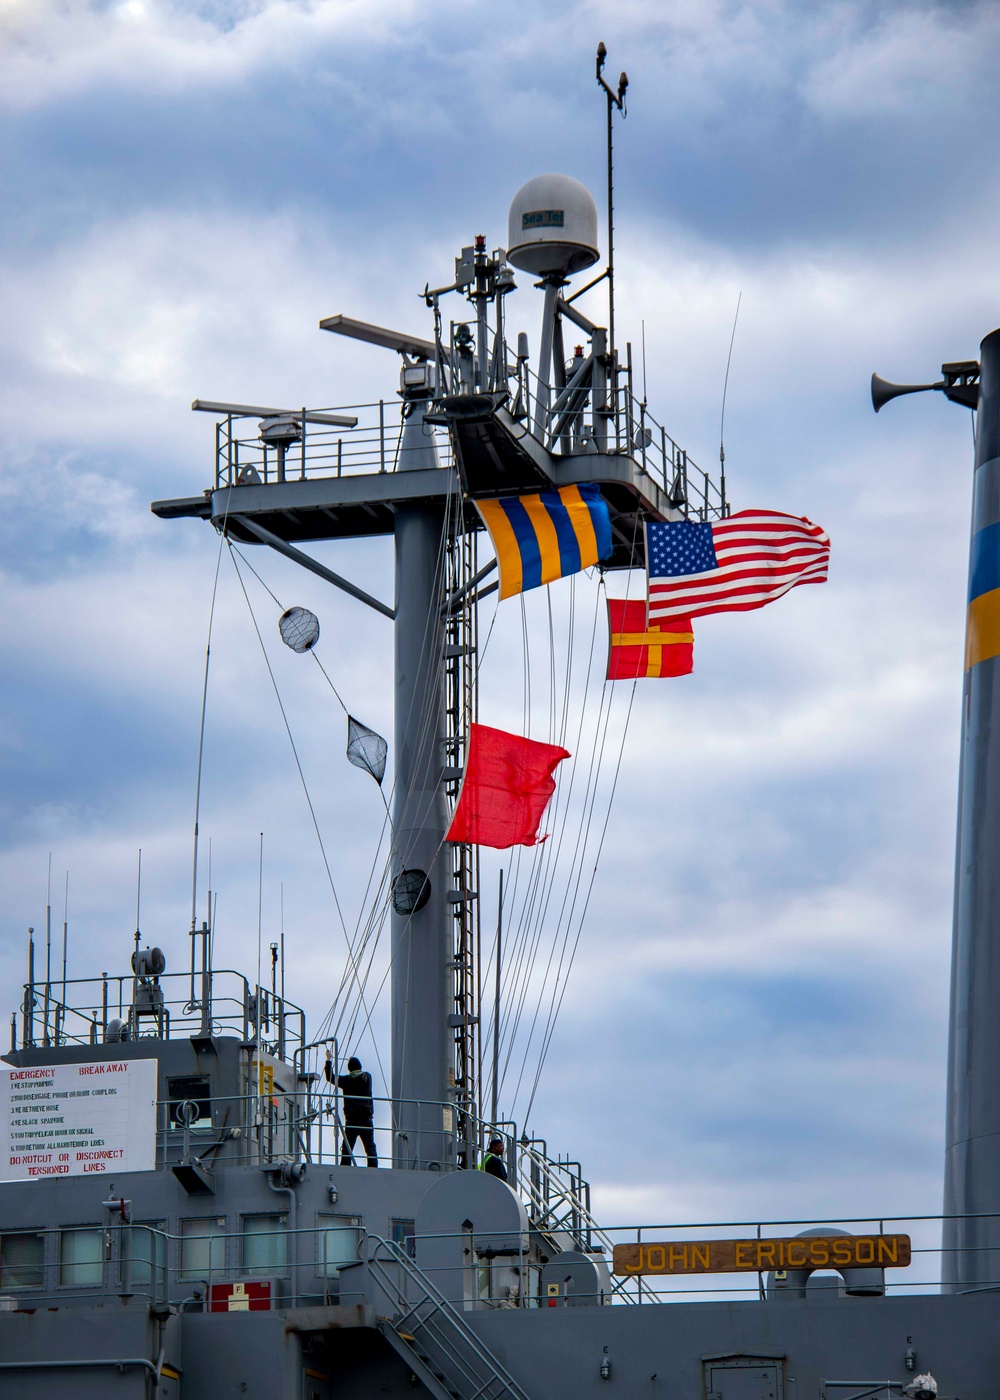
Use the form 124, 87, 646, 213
3, 0, 999, 1279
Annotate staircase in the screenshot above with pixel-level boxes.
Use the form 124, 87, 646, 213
365, 1235, 534, 1400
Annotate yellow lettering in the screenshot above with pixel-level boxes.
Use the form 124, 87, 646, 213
831, 1238, 853, 1265
735, 1242, 755, 1268
646, 1245, 666, 1273
625, 1246, 644, 1274
786, 1242, 807, 1267
690, 1244, 711, 1271
855, 1238, 875, 1264
808, 1240, 830, 1266
668, 1245, 688, 1271
878, 1237, 899, 1265
756, 1242, 776, 1267
777, 1241, 786, 1268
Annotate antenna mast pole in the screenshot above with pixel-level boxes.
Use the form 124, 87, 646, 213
596, 43, 628, 365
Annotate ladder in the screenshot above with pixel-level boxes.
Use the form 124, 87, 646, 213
443, 494, 482, 1155
366, 1235, 534, 1400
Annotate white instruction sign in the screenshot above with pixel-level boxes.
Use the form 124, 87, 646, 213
1, 1058, 157, 1180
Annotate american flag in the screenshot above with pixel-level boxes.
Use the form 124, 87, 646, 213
646, 510, 830, 622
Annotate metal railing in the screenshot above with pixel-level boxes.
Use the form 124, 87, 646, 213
515, 359, 727, 521
204, 364, 725, 522
366, 1232, 534, 1400
213, 402, 454, 489
1, 1212, 988, 1314
14, 970, 306, 1059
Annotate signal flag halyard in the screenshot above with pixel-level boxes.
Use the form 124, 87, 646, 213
476, 483, 613, 600
646, 510, 830, 622
446, 723, 570, 849
606, 598, 694, 679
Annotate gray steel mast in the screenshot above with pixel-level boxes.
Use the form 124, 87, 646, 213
873, 339, 993, 1287
943, 329, 1000, 1289
391, 400, 453, 1169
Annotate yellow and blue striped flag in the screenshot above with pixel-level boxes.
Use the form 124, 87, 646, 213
475, 483, 613, 600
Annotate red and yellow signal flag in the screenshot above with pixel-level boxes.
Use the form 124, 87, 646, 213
446, 723, 570, 849
606, 598, 694, 680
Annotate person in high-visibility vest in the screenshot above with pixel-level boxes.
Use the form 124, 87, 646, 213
478, 1136, 508, 1181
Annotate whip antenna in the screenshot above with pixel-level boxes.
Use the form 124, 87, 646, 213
719, 291, 741, 514
596, 42, 628, 362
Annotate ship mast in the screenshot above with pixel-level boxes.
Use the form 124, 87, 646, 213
153, 57, 727, 1166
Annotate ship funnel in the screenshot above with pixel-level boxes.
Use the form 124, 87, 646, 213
507, 174, 600, 278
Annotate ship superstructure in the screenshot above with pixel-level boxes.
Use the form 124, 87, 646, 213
3, 50, 1000, 1400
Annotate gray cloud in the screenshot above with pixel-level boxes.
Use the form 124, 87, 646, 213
0, 0, 992, 1241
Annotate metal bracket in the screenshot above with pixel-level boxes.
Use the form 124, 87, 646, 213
229, 515, 395, 620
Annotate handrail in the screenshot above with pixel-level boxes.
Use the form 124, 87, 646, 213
365, 1233, 534, 1400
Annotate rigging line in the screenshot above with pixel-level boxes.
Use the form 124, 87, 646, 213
514, 652, 619, 1108
500, 576, 579, 1042
487, 572, 578, 1098
240, 480, 444, 1056
326, 508, 455, 1054
502, 513, 639, 1107
232, 540, 397, 850
230, 543, 352, 716
504, 587, 614, 1105
499, 590, 550, 990
190, 503, 233, 933
339, 897, 393, 1050
338, 481, 456, 1092
497, 574, 605, 1087
516, 576, 639, 1106
341, 895, 398, 1048
229, 539, 392, 851
318, 837, 394, 1041
547, 589, 557, 746
523, 675, 638, 1123
511, 519, 642, 1112
227, 544, 391, 1096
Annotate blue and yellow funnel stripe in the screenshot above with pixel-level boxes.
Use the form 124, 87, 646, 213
966, 519, 1000, 669
476, 483, 613, 600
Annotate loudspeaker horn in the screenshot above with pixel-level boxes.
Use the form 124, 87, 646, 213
871, 373, 939, 414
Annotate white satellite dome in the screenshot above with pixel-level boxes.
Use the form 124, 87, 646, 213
506, 174, 600, 278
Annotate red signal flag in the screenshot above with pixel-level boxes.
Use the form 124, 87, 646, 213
606, 598, 694, 680
446, 723, 570, 849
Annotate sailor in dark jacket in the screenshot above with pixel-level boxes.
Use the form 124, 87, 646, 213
479, 1136, 508, 1182
325, 1051, 378, 1167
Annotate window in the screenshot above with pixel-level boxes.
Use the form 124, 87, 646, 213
167, 1075, 212, 1130
317, 1216, 360, 1277
0, 1232, 43, 1290
179, 1217, 227, 1280
242, 1215, 288, 1276
60, 1228, 104, 1288
391, 1218, 416, 1259
131, 1223, 166, 1290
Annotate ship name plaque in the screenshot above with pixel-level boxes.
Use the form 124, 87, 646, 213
613, 1234, 912, 1275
